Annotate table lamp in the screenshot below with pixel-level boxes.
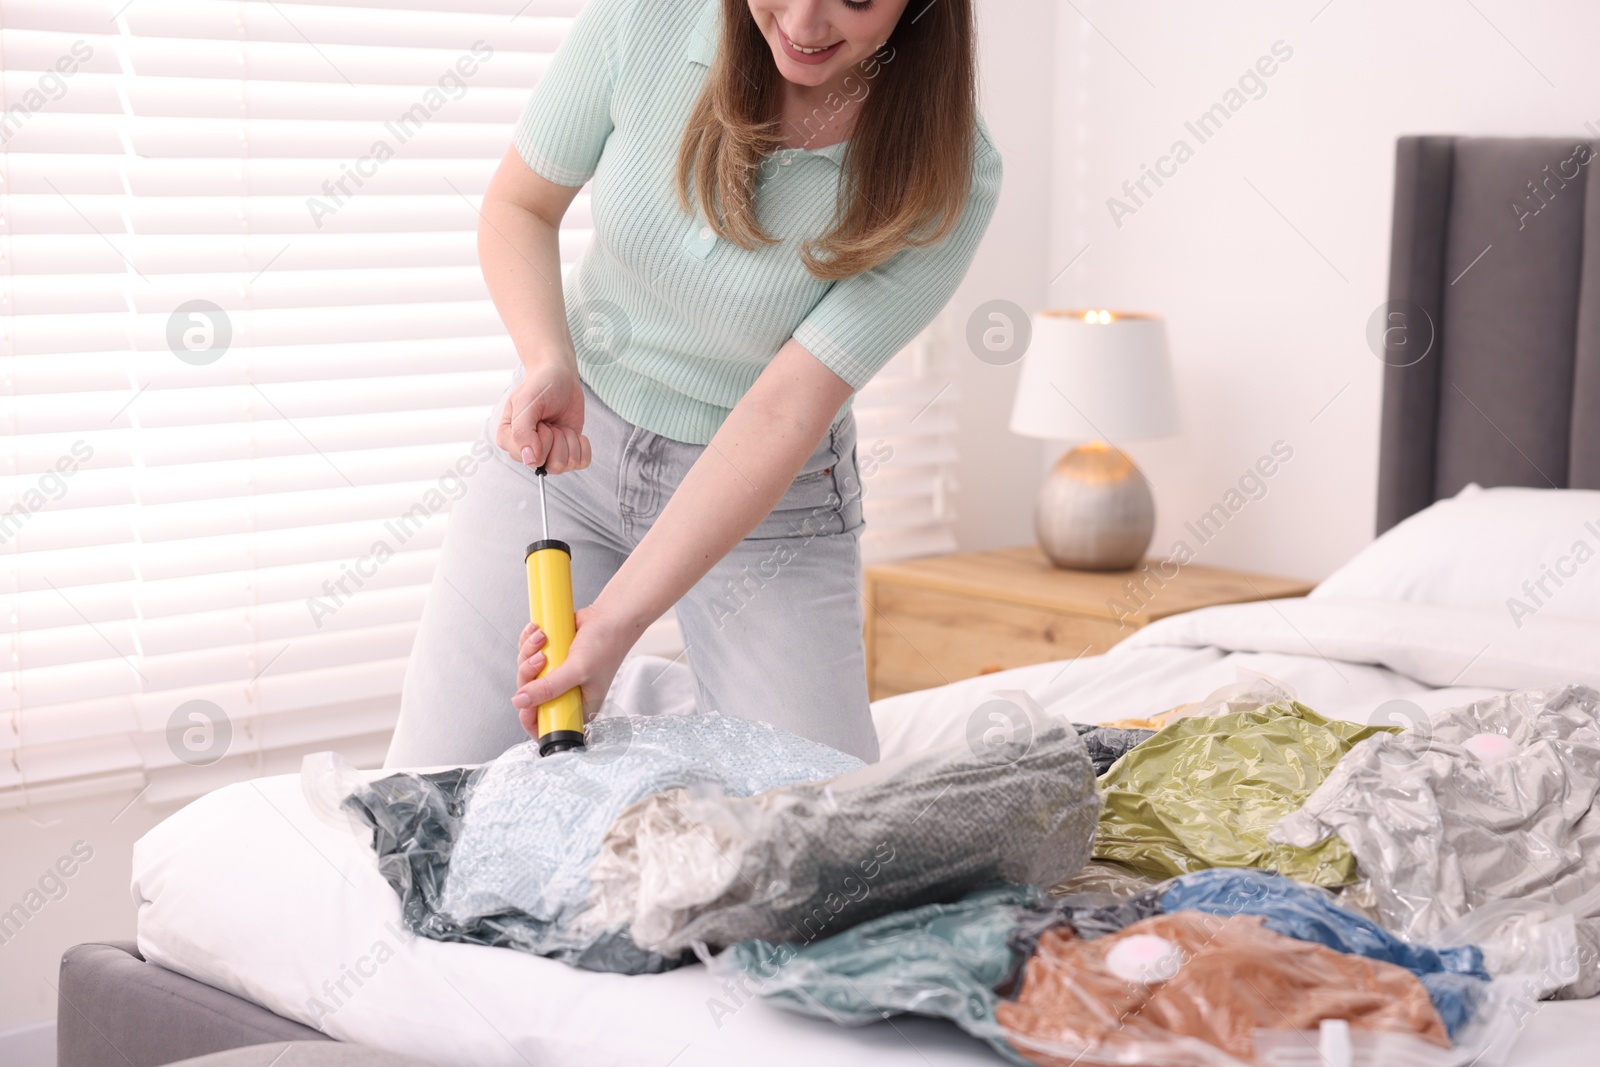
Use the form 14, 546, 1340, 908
1008, 309, 1179, 570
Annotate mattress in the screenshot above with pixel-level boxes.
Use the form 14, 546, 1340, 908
129, 597, 1600, 1066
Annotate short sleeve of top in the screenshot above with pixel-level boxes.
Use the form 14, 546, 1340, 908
793, 132, 1003, 390
512, 0, 633, 187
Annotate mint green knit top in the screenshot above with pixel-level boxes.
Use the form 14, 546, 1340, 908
513, 0, 1003, 445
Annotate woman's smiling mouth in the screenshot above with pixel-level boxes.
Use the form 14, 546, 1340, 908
777, 25, 844, 64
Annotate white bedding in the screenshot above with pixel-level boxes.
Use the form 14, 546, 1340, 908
133, 597, 1600, 1066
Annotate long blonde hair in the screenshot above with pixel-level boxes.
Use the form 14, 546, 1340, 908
676, 0, 977, 281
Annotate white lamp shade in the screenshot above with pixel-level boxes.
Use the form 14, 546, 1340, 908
1008, 310, 1181, 442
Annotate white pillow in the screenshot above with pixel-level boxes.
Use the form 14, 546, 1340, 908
1311, 484, 1600, 626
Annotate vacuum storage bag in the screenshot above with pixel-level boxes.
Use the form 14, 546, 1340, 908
1050, 860, 1163, 899
703, 881, 1163, 1064
706, 872, 1510, 1066
1160, 869, 1491, 1038
343, 713, 864, 973
1095, 700, 1396, 885
1073, 723, 1156, 775
1271, 685, 1600, 997
996, 912, 1451, 1067
705, 883, 1048, 1061
581, 704, 1101, 956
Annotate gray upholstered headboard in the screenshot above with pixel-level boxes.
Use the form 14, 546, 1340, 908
1376, 135, 1600, 533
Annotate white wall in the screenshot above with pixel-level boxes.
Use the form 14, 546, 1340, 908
946, 0, 1059, 552
0, 788, 179, 1035
1047, 0, 1600, 580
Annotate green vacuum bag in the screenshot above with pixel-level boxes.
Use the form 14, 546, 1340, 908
1093, 701, 1394, 886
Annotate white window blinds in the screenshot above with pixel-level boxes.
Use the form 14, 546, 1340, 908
0, 0, 959, 808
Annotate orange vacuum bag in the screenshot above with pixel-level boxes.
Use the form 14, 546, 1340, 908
997, 912, 1449, 1066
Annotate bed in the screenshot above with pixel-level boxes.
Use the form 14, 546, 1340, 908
108, 599, 1600, 1067
59, 133, 1600, 1067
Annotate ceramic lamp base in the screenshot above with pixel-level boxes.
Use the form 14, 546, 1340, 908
1035, 442, 1155, 571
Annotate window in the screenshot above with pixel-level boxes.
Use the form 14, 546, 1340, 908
0, 0, 958, 807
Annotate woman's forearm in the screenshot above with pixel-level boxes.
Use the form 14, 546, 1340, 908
591, 339, 856, 641
478, 148, 580, 372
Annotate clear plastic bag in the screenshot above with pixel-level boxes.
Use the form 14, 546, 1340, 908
1159, 869, 1490, 1040
1049, 860, 1163, 900
1167, 672, 1300, 721
697, 870, 1511, 1066
702, 883, 1045, 1063
1073, 722, 1156, 776
1094, 699, 1397, 885
1425, 881, 1600, 1000
1251, 1008, 1518, 1067
582, 702, 1102, 956
337, 713, 863, 973
301, 749, 377, 840
1270, 685, 1600, 997
997, 914, 1452, 1067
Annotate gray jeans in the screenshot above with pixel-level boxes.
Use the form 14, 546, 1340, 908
383, 379, 879, 767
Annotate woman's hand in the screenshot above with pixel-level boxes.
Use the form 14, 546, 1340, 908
479, 146, 589, 472
508, 340, 855, 740
512, 604, 638, 737
497, 359, 592, 474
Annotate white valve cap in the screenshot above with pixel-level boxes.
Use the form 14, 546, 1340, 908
1463, 732, 1520, 764
1317, 1018, 1353, 1067
1104, 934, 1182, 984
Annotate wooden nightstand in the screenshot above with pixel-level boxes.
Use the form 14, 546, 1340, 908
863, 545, 1315, 699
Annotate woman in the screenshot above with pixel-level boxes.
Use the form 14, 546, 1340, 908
384, 0, 1000, 767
